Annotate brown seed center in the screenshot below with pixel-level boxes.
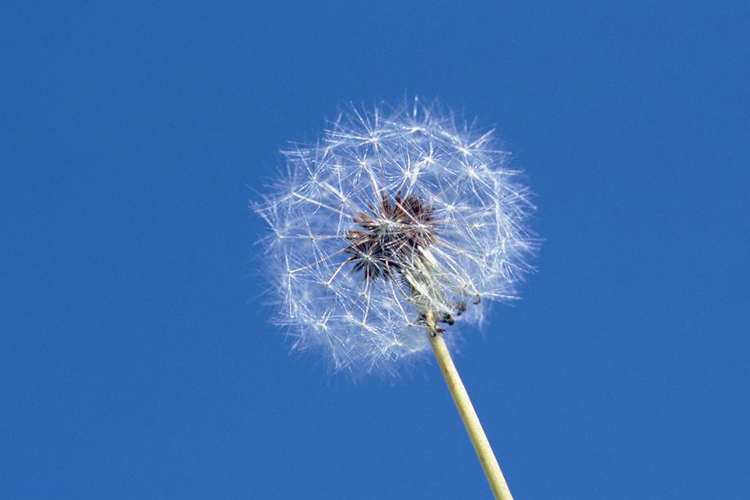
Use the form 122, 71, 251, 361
345, 192, 438, 280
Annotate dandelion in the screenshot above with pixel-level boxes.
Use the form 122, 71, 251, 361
254, 98, 536, 500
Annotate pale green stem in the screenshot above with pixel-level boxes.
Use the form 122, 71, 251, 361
425, 311, 514, 500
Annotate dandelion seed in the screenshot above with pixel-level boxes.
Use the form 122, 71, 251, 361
255, 98, 536, 375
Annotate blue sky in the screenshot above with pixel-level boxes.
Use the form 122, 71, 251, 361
1, 1, 748, 499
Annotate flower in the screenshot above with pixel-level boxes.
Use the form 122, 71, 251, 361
255, 98, 536, 375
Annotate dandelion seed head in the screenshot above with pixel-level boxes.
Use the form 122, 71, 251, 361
255, 98, 536, 375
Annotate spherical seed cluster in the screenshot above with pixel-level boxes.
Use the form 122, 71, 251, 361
255, 99, 536, 374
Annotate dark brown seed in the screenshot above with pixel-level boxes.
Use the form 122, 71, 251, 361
345, 192, 439, 281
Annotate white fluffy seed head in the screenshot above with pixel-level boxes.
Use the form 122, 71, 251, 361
254, 98, 537, 376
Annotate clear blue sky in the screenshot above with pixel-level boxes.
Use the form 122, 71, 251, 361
2, 1, 748, 499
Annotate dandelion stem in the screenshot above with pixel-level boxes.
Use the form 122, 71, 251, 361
425, 312, 514, 500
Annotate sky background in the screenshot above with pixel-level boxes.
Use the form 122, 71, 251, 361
2, 1, 749, 499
